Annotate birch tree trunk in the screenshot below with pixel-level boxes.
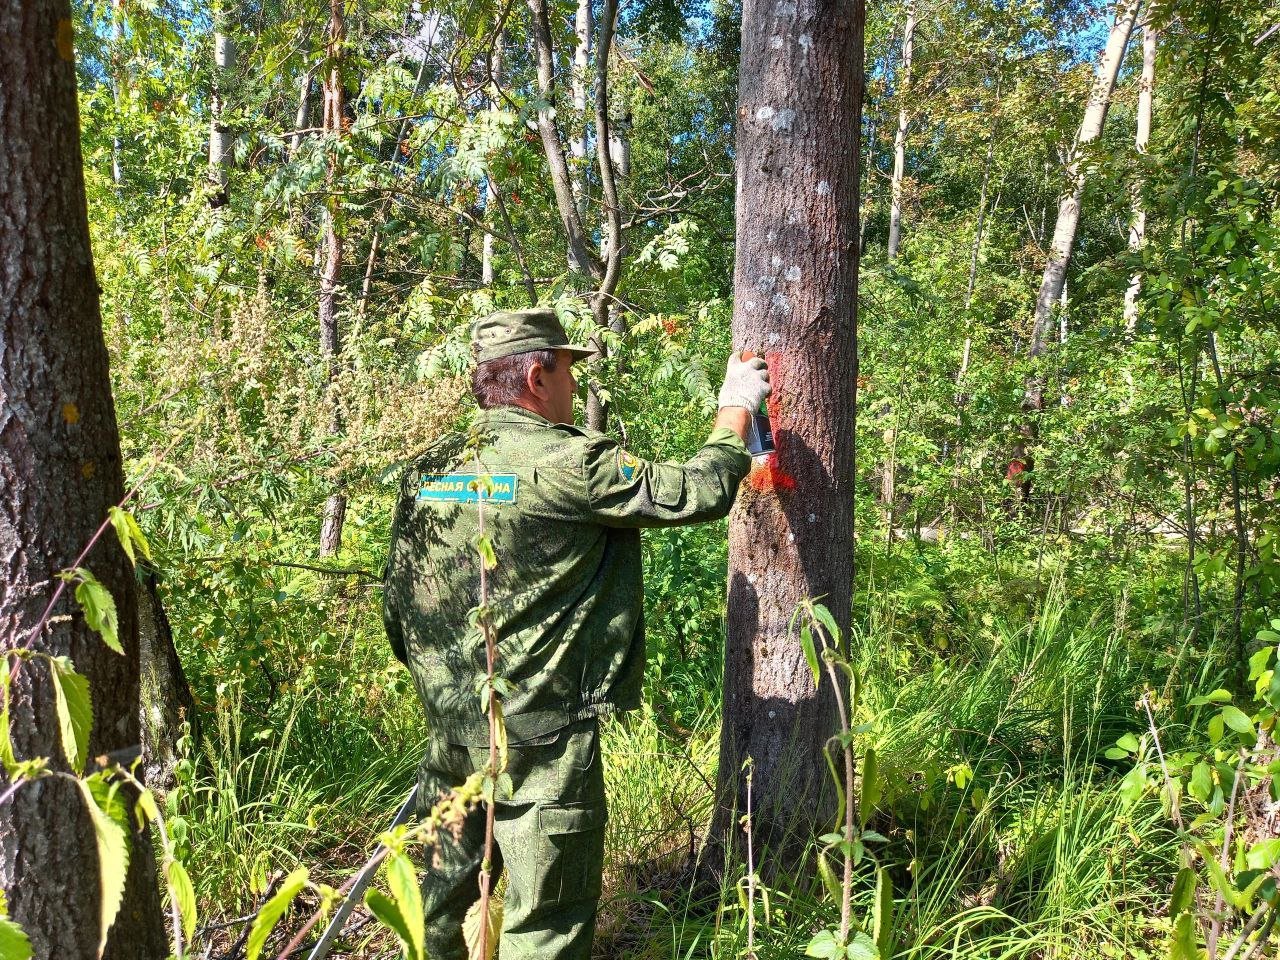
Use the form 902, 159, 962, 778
1028, 0, 1138, 361
1123, 21, 1156, 330
209, 5, 236, 207
318, 0, 347, 557
289, 65, 316, 158
111, 0, 124, 185
1014, 0, 1137, 502
482, 36, 504, 287
711, 0, 864, 862
0, 2, 167, 954
570, 0, 592, 224
886, 1, 915, 262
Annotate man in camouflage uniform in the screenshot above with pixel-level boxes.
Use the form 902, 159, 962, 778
382, 307, 770, 959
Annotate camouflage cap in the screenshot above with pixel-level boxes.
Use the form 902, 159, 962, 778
471, 308, 596, 364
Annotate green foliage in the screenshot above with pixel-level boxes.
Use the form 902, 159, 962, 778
245, 868, 308, 960
77, 774, 131, 956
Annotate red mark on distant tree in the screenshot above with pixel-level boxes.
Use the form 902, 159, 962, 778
1005, 459, 1026, 482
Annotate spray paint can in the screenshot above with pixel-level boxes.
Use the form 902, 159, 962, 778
741, 351, 775, 460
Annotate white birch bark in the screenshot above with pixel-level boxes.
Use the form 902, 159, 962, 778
1123, 21, 1156, 330
1029, 0, 1139, 358
570, 0, 593, 222
482, 37, 504, 287
886, 0, 915, 262
209, 11, 236, 202
289, 66, 316, 158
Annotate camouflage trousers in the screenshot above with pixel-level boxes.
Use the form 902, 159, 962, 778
417, 717, 606, 960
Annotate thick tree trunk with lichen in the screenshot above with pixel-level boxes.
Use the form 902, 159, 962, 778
138, 569, 197, 791
710, 0, 863, 863
0, 2, 167, 956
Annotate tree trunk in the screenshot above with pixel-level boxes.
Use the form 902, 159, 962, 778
585, 0, 625, 434
1123, 21, 1156, 330
526, 0, 600, 281
711, 0, 863, 862
289, 65, 316, 158
482, 36, 504, 287
209, 6, 236, 207
318, 0, 346, 557
886, 1, 914, 262
570, 0, 592, 225
1028, 0, 1137, 362
137, 569, 198, 792
1015, 0, 1137, 502
110, 0, 124, 185
0, 1, 167, 955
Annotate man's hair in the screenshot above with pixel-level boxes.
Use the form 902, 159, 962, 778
471, 348, 559, 409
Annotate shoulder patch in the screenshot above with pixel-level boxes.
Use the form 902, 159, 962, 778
617, 450, 640, 483
416, 473, 518, 504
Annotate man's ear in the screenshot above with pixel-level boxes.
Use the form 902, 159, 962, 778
525, 360, 547, 399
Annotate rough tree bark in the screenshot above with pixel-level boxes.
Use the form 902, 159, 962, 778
0, 1, 168, 955
886, 0, 915, 262
318, 0, 347, 557
711, 0, 864, 861
137, 569, 197, 791
209, 3, 236, 207
1123, 20, 1156, 330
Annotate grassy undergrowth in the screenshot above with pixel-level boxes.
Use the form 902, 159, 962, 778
171, 534, 1228, 958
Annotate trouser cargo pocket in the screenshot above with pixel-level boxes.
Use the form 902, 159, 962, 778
534, 802, 606, 905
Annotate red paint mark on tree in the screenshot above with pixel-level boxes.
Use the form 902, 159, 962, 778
1005, 458, 1026, 482
744, 350, 795, 492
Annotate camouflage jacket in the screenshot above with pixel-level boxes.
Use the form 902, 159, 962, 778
382, 405, 751, 744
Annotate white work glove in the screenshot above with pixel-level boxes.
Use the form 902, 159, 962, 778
717, 351, 771, 411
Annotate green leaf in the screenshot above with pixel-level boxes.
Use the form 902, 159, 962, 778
474, 535, 498, 571
247, 867, 308, 960
107, 506, 152, 566
816, 850, 842, 904
847, 931, 879, 960
1188, 689, 1233, 706
1246, 839, 1280, 871
365, 888, 416, 956
51, 657, 91, 772
1189, 762, 1213, 803
800, 624, 820, 689
77, 774, 131, 957
63, 569, 121, 655
1221, 705, 1255, 736
810, 603, 841, 647
0, 917, 32, 960
804, 929, 842, 958
1170, 866, 1196, 915
873, 866, 893, 957
1207, 713, 1225, 744
386, 852, 424, 960
1169, 910, 1197, 960
1116, 732, 1140, 752
860, 748, 881, 829
0, 660, 17, 777
166, 859, 197, 944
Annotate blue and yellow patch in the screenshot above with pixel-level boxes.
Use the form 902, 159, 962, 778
617, 451, 640, 483
416, 473, 518, 504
